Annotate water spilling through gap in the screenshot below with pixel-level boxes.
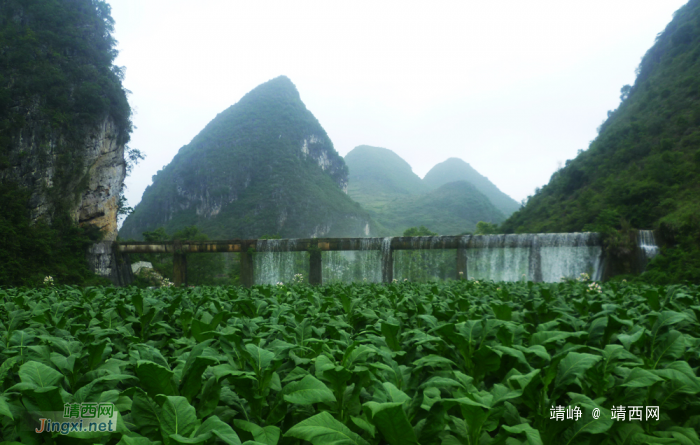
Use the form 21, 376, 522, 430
255, 239, 308, 285
638, 230, 660, 270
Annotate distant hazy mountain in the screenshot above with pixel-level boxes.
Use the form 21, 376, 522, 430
345, 145, 428, 215
345, 146, 504, 235
378, 181, 506, 235
120, 76, 376, 240
423, 158, 520, 217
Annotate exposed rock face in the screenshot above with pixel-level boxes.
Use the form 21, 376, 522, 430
0, 114, 130, 283
87, 241, 133, 286
301, 134, 348, 193
1, 115, 125, 240
77, 117, 127, 241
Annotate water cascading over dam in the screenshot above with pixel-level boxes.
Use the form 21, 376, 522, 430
465, 233, 603, 282
637, 230, 660, 271
253, 232, 607, 284
117, 230, 659, 286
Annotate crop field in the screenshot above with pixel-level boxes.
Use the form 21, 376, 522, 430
1, 280, 700, 445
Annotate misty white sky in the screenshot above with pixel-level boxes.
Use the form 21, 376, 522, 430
109, 0, 688, 212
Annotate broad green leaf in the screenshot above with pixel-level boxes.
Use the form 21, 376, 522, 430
117, 436, 162, 445
314, 354, 336, 380
196, 415, 242, 445
555, 352, 602, 388
507, 369, 540, 392
0, 356, 20, 384
363, 402, 418, 445
180, 356, 218, 402
621, 368, 665, 388
343, 344, 374, 369
492, 303, 512, 321
170, 434, 211, 445
531, 331, 585, 346
652, 330, 685, 366
245, 344, 275, 373
490, 384, 522, 406
646, 289, 660, 311
502, 424, 543, 445
351, 416, 376, 438
18, 361, 63, 388
513, 345, 551, 361
283, 375, 336, 405
413, 354, 456, 368
25, 386, 64, 412
382, 382, 411, 404
285, 411, 370, 445
651, 311, 688, 338
618, 328, 645, 350
136, 360, 177, 398
493, 346, 532, 369
0, 396, 14, 420
234, 419, 280, 445
587, 316, 608, 344
132, 392, 162, 441
668, 427, 700, 445
160, 396, 198, 440
653, 361, 700, 394
381, 322, 401, 351
565, 393, 613, 438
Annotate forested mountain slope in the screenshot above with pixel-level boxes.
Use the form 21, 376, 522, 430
345, 145, 428, 215
345, 146, 504, 235
120, 76, 375, 240
423, 158, 520, 217
377, 180, 506, 235
502, 0, 700, 236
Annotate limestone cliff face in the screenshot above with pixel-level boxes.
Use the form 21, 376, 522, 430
76, 118, 126, 241
300, 134, 348, 193
0, 115, 125, 241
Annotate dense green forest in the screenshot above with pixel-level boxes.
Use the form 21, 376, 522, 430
120, 76, 376, 241
423, 158, 520, 217
345, 145, 429, 214
375, 181, 505, 236
345, 146, 506, 236
501, 0, 700, 283
0, 0, 132, 286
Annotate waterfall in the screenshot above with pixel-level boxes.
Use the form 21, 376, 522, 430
466, 233, 603, 283
467, 234, 532, 282
538, 233, 603, 282
394, 236, 452, 282
638, 230, 660, 270
638, 230, 659, 259
245, 230, 629, 285
255, 239, 306, 284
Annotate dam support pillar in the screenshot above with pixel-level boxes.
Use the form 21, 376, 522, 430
309, 250, 322, 285
173, 253, 187, 287
240, 250, 254, 288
